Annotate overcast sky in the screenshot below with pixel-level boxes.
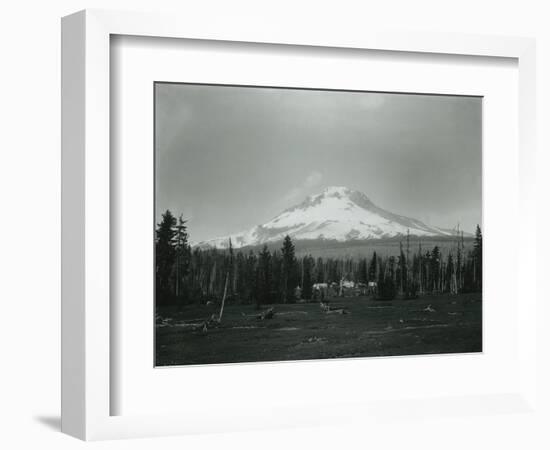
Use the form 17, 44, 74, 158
155, 83, 482, 242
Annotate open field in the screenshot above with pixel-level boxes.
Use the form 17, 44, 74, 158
155, 293, 482, 366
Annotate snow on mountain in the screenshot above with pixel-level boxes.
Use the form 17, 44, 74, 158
196, 186, 455, 249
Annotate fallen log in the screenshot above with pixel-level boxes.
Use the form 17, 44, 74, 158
257, 307, 275, 320
320, 302, 348, 315
325, 308, 349, 315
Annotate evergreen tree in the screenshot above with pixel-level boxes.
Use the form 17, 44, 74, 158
430, 246, 441, 292
473, 225, 482, 292
368, 251, 378, 282
378, 256, 396, 300
315, 257, 325, 283
155, 210, 177, 304
281, 235, 297, 303
327, 258, 338, 284
257, 245, 272, 309
271, 250, 283, 301
412, 253, 421, 294
189, 247, 204, 301
228, 238, 235, 296
358, 258, 368, 284
234, 252, 246, 301
398, 242, 407, 295
302, 255, 314, 300
446, 252, 456, 294
174, 215, 191, 301
244, 250, 257, 305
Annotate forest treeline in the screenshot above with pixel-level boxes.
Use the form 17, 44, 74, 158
155, 210, 482, 308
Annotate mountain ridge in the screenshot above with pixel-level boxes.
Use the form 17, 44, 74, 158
195, 186, 467, 249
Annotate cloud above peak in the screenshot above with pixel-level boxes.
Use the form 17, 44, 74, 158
282, 171, 324, 206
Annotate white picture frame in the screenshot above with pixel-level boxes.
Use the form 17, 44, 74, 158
61, 9, 537, 441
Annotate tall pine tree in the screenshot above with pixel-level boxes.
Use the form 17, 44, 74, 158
368, 251, 378, 282
281, 235, 297, 303
473, 225, 482, 292
430, 246, 441, 292
174, 215, 191, 301
257, 245, 272, 309
302, 255, 314, 300
155, 210, 177, 305
358, 258, 368, 284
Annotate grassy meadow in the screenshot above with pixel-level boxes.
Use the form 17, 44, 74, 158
155, 293, 482, 366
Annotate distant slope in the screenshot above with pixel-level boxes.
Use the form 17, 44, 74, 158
237, 235, 475, 260
196, 186, 468, 249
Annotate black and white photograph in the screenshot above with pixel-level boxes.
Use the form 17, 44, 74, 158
154, 83, 483, 366
2, 1, 545, 446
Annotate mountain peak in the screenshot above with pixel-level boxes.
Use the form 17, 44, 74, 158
322, 186, 352, 196
196, 187, 454, 249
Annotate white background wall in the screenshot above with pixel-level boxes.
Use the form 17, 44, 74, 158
0, 1, 548, 448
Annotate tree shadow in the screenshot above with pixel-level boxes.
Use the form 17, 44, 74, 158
34, 415, 61, 431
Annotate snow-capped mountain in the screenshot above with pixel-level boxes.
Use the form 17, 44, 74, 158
197, 186, 455, 249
